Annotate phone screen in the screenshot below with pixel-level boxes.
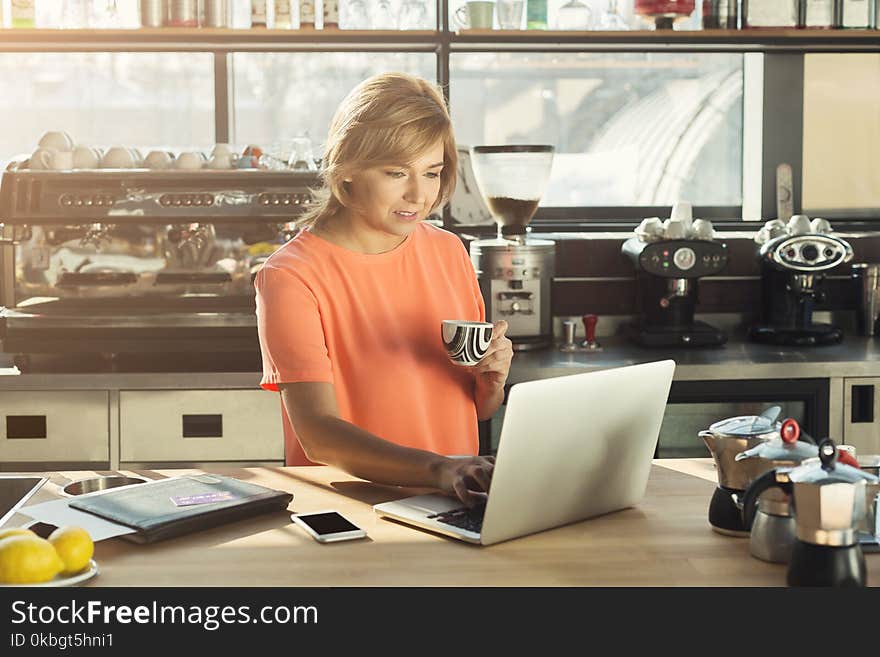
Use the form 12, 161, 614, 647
295, 512, 360, 535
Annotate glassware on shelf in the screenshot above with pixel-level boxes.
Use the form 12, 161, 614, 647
341, 0, 371, 28
398, 0, 429, 29
370, 0, 397, 28
61, 0, 91, 29
496, 0, 525, 29
287, 136, 318, 171
555, 0, 592, 30
597, 0, 629, 30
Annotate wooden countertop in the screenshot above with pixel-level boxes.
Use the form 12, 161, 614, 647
10, 459, 880, 587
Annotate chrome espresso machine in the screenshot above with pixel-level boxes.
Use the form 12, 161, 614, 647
0, 161, 319, 372
467, 145, 556, 351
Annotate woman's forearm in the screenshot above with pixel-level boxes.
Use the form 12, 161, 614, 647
474, 379, 505, 421
297, 414, 450, 489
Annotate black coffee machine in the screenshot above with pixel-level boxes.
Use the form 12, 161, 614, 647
622, 236, 729, 347
749, 226, 853, 346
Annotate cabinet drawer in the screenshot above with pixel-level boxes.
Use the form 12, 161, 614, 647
0, 391, 109, 462
120, 390, 283, 462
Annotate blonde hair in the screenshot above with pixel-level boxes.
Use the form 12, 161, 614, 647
297, 72, 458, 229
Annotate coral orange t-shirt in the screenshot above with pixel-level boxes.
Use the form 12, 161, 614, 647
255, 222, 485, 465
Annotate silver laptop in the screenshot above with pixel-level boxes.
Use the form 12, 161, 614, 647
374, 360, 675, 546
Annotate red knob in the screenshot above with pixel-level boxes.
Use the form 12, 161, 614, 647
582, 314, 598, 343
780, 418, 800, 444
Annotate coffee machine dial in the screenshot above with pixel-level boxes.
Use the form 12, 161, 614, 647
623, 238, 728, 278
762, 234, 853, 272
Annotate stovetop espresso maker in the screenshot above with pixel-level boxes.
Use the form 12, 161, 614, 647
743, 439, 880, 587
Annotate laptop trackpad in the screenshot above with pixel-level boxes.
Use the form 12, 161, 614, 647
389, 494, 462, 515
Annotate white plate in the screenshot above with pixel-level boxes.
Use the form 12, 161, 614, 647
0, 559, 99, 588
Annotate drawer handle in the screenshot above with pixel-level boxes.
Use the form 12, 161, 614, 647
6, 415, 47, 439
182, 414, 223, 438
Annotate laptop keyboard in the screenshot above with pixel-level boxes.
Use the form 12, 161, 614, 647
429, 504, 486, 534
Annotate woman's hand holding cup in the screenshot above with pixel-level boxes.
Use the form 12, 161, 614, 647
471, 320, 513, 391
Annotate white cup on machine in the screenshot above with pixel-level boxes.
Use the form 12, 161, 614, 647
38, 130, 75, 152
670, 201, 693, 235
173, 151, 206, 170
100, 146, 138, 168
811, 217, 832, 234
691, 218, 714, 240
30, 147, 74, 170
663, 218, 687, 240
143, 150, 174, 170
72, 145, 102, 169
636, 216, 664, 241
787, 214, 812, 236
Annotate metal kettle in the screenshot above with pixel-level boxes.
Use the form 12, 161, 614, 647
737, 418, 818, 563
743, 439, 880, 587
699, 405, 799, 535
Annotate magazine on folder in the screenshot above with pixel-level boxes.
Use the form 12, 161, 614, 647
68, 474, 293, 544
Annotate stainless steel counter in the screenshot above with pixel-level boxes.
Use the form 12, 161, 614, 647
508, 336, 880, 384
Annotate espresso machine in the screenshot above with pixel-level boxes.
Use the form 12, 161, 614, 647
0, 161, 319, 372
749, 216, 853, 346
468, 145, 555, 351
621, 220, 729, 347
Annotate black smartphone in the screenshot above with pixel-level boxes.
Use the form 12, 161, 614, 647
291, 511, 367, 543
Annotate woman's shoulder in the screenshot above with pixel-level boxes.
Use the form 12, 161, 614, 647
258, 231, 325, 285
415, 221, 468, 254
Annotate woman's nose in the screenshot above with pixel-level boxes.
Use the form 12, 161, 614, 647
403, 176, 426, 203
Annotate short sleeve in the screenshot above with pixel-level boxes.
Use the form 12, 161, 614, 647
255, 264, 334, 391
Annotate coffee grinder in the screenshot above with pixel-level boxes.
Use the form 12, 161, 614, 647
621, 217, 729, 347
468, 145, 555, 351
749, 216, 854, 346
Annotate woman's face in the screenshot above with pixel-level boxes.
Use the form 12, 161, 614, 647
345, 140, 445, 244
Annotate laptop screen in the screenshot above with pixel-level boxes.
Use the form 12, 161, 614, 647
0, 476, 47, 527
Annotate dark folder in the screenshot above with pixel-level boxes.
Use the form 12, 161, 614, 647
68, 474, 293, 544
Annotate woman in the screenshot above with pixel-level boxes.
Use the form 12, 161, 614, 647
255, 72, 512, 506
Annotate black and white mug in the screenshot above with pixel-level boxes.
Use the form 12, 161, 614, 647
441, 320, 493, 366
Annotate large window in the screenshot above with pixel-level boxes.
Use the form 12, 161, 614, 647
0, 53, 214, 158
231, 52, 435, 157
450, 52, 744, 209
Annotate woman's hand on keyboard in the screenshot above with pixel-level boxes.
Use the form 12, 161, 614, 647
437, 455, 495, 507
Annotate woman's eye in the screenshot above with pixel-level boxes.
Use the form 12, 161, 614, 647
426, 172, 440, 179
386, 171, 405, 178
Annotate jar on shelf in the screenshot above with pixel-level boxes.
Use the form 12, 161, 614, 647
167, 0, 199, 26
742, 0, 798, 27
324, 0, 339, 28
837, 0, 874, 27
702, 0, 739, 29
204, 0, 230, 27
10, 0, 36, 28
801, 0, 834, 28
275, 0, 293, 27
251, 0, 269, 27
139, 0, 166, 28
300, 0, 317, 28
634, 1, 696, 30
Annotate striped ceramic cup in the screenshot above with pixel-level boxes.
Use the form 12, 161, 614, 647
441, 320, 494, 366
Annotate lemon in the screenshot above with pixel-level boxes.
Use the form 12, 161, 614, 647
0, 535, 65, 584
48, 526, 94, 576
0, 528, 34, 541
